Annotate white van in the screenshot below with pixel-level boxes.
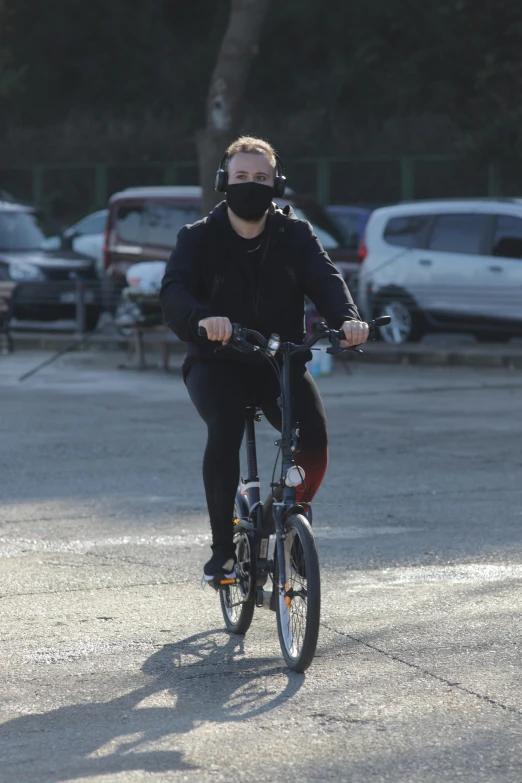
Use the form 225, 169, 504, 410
356, 199, 522, 344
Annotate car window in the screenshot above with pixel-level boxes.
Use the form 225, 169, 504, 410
491, 215, 522, 259
329, 212, 362, 249
428, 214, 485, 254
0, 209, 60, 251
116, 203, 146, 243
383, 215, 431, 248
74, 213, 107, 235
281, 204, 344, 250
144, 202, 203, 246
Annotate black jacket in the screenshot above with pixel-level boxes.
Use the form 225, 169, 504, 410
160, 201, 360, 366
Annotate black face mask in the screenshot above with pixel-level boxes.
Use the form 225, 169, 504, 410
226, 182, 274, 221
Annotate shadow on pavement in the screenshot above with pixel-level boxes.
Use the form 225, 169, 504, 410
0, 629, 303, 782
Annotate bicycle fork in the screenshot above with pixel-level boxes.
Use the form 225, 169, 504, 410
272, 354, 307, 603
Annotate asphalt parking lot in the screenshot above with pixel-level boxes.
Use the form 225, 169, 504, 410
1, 350, 522, 782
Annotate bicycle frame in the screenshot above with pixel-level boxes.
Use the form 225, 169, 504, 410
201, 316, 390, 603
234, 405, 271, 598
234, 350, 310, 604
273, 349, 307, 603
236, 406, 263, 531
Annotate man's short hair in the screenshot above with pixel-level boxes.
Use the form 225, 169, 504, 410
225, 136, 277, 170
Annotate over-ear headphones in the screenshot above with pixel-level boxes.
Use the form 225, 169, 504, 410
215, 150, 287, 197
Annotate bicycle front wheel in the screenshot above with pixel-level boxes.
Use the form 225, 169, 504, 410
275, 513, 320, 672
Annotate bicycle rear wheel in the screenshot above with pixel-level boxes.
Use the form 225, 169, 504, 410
220, 522, 255, 635
275, 514, 320, 672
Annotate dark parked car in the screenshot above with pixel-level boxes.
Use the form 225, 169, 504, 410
103, 186, 359, 298
65, 209, 108, 277
0, 198, 102, 330
326, 205, 372, 252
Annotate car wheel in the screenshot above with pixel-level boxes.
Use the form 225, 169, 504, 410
376, 299, 424, 345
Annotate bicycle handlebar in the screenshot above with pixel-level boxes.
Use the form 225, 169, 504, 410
197, 315, 391, 356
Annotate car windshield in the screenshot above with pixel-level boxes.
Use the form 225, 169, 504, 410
0, 210, 60, 251
115, 202, 203, 245
276, 201, 346, 250
72, 212, 107, 235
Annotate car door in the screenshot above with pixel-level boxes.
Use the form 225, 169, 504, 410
376, 213, 434, 311
420, 213, 491, 321
483, 214, 522, 323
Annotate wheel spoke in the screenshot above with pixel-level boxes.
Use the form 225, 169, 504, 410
278, 528, 309, 660
223, 531, 252, 626
276, 518, 320, 671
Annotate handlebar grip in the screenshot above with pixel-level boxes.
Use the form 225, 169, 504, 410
197, 326, 208, 338
368, 314, 391, 341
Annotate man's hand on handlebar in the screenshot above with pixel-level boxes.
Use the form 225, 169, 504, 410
198, 315, 390, 352
340, 319, 370, 347
198, 316, 233, 344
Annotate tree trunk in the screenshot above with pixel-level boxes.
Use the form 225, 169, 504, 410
197, 0, 271, 215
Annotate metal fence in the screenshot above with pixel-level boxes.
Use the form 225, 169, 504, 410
8, 276, 522, 340
1, 155, 522, 221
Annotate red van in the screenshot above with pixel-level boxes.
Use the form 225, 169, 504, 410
102, 186, 359, 309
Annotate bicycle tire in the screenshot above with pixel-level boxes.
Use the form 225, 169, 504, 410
219, 505, 255, 634
275, 513, 320, 672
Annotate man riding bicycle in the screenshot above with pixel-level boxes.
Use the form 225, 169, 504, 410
160, 136, 369, 582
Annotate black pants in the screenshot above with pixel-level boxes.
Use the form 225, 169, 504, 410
185, 358, 328, 552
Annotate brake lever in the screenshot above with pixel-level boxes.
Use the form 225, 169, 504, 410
327, 345, 363, 355
231, 340, 256, 354
213, 337, 256, 354
325, 327, 365, 356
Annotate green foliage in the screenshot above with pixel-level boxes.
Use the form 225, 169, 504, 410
1, 0, 521, 158
0, 0, 25, 99
0, 49, 25, 99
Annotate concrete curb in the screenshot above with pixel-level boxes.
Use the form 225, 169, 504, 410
347, 341, 522, 369
7, 330, 522, 369
9, 330, 186, 354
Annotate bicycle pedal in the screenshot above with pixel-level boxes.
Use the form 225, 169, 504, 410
203, 574, 237, 591
200, 575, 234, 590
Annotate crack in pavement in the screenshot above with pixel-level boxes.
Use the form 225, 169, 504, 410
82, 550, 193, 572
0, 578, 192, 599
321, 621, 522, 718
0, 513, 113, 525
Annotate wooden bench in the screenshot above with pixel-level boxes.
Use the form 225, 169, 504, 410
0, 282, 16, 354
123, 324, 180, 371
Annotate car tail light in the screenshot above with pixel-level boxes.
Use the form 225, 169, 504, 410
357, 236, 368, 262
102, 229, 109, 269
